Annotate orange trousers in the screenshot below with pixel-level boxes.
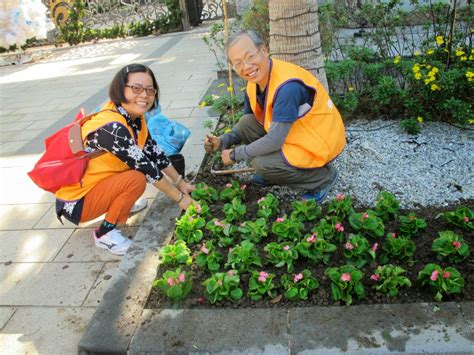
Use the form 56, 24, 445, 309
80, 170, 146, 225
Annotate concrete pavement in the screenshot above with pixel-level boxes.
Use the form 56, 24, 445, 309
0, 24, 217, 354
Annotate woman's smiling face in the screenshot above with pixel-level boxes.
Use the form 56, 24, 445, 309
121, 72, 155, 118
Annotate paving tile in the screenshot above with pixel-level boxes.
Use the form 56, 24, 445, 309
166, 99, 200, 109
25, 119, 58, 130
0, 307, 15, 330
0, 229, 73, 262
0, 262, 104, 306
0, 203, 51, 230
0, 165, 55, 204
34, 204, 101, 230
82, 262, 119, 306
0, 121, 34, 132
0, 141, 27, 154
0, 307, 96, 354
53, 228, 122, 262
164, 108, 193, 119
0, 129, 43, 143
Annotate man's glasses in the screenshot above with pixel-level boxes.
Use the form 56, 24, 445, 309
232, 48, 261, 71
126, 84, 157, 96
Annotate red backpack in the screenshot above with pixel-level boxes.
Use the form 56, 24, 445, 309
27, 109, 106, 193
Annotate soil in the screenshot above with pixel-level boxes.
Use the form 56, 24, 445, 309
147, 161, 473, 309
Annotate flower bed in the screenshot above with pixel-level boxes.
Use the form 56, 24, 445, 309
147, 168, 473, 309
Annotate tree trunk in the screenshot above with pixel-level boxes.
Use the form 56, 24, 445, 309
268, 0, 328, 91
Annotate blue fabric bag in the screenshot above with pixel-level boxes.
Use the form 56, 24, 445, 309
145, 105, 191, 155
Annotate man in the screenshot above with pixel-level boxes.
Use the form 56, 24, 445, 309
204, 30, 346, 202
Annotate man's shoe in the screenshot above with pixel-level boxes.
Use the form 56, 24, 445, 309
130, 197, 147, 213
93, 228, 133, 255
251, 174, 270, 187
302, 170, 339, 203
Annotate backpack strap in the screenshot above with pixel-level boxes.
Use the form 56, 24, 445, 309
70, 109, 120, 159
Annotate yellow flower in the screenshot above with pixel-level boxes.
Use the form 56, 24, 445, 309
414, 73, 422, 80
469, 119, 474, 124
393, 55, 401, 64
417, 116, 423, 123
427, 65, 432, 69
224, 128, 232, 133
461, 56, 467, 61
431, 84, 441, 91
426, 49, 434, 55
414, 51, 420, 56
348, 87, 354, 91
430, 67, 439, 74
227, 86, 233, 93
436, 36, 444, 45
217, 83, 225, 87
469, 55, 474, 61
424, 76, 435, 85
455, 49, 465, 57
200, 101, 207, 107
412, 64, 420, 73
466, 71, 474, 82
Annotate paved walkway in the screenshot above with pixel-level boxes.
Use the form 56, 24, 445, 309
0, 24, 217, 354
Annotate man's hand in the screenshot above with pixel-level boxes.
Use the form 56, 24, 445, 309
204, 134, 220, 153
221, 149, 235, 166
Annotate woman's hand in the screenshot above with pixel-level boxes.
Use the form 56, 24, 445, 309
178, 179, 196, 195
178, 194, 196, 210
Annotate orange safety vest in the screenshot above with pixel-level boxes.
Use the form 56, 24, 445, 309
247, 59, 346, 169
55, 101, 148, 201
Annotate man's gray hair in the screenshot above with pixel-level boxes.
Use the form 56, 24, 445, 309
225, 29, 265, 54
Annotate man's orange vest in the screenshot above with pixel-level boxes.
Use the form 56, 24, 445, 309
247, 59, 346, 169
55, 101, 148, 201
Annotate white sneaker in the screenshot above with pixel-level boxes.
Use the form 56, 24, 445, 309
93, 228, 133, 255
130, 197, 147, 213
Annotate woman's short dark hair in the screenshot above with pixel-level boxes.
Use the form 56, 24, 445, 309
109, 63, 160, 110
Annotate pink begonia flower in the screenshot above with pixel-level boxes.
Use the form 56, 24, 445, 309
372, 243, 379, 252
430, 270, 439, 281
228, 247, 233, 253
225, 183, 232, 188
227, 271, 235, 277
370, 274, 380, 281
293, 273, 304, 283
214, 220, 224, 227
195, 204, 202, 213
240, 184, 247, 190
335, 223, 344, 232
344, 242, 354, 250
262, 206, 267, 209
306, 234, 317, 243
362, 213, 369, 220
188, 216, 194, 222
452, 241, 461, 249
257, 197, 266, 204
443, 271, 451, 278
178, 273, 186, 283
463, 216, 469, 222
283, 245, 290, 251
276, 217, 285, 223
336, 193, 345, 201
167, 278, 175, 286
390, 232, 397, 238
200, 245, 209, 254
217, 279, 223, 286
258, 271, 269, 282
341, 273, 351, 282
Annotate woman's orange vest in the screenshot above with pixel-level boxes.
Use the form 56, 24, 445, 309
247, 59, 346, 169
55, 101, 148, 201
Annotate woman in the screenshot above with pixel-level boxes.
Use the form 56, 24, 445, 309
55, 64, 195, 255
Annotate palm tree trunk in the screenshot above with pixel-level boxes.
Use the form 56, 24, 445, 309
268, 0, 329, 91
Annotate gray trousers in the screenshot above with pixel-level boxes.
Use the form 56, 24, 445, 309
234, 114, 337, 191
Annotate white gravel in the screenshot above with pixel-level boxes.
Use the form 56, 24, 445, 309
232, 119, 474, 209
